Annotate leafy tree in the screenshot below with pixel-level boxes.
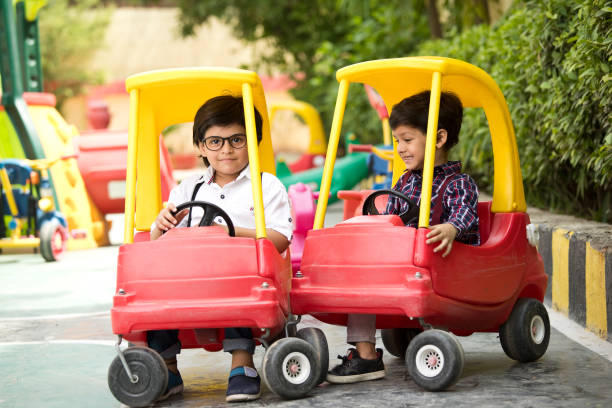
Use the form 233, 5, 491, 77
39, 0, 111, 109
418, 0, 611, 221
170, 0, 609, 220
172, 1, 499, 144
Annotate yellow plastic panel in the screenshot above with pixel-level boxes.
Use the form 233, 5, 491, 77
125, 68, 275, 233
418, 73, 442, 228
314, 79, 349, 229
0, 168, 19, 215
335, 57, 525, 213
269, 100, 327, 155
243, 83, 266, 239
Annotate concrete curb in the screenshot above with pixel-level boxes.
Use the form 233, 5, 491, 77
529, 207, 612, 343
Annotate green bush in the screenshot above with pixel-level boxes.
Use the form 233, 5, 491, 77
174, 0, 611, 221
417, 0, 611, 222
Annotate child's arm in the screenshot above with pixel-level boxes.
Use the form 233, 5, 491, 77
214, 223, 290, 253
151, 203, 189, 240
236, 227, 290, 253
427, 175, 479, 257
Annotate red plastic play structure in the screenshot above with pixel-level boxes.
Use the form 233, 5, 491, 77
292, 200, 546, 325
76, 131, 175, 215
112, 227, 291, 346
287, 182, 316, 273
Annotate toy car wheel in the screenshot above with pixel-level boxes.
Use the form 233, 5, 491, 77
262, 337, 320, 399
40, 220, 67, 262
381, 328, 422, 359
107, 346, 168, 407
499, 298, 550, 362
296, 327, 329, 385
406, 330, 464, 391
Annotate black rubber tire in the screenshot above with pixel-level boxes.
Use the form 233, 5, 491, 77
262, 337, 320, 399
406, 330, 464, 391
39, 220, 65, 262
296, 327, 329, 385
108, 347, 168, 407
381, 328, 422, 359
499, 327, 518, 360
499, 298, 550, 362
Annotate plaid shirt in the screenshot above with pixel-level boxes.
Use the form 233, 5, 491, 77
385, 161, 480, 245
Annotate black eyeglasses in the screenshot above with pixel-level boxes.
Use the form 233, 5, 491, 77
202, 134, 247, 151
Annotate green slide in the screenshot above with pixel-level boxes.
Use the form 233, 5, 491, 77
279, 152, 369, 204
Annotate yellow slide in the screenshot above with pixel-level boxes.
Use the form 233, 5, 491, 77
27, 94, 109, 248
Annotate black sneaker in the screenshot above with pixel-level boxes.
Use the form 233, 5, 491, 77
326, 348, 385, 384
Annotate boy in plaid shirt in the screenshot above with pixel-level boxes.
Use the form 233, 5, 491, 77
327, 90, 479, 384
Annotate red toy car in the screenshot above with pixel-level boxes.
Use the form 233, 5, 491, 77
107, 68, 327, 406
290, 57, 549, 391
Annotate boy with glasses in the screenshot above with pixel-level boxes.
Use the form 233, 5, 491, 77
149, 95, 293, 402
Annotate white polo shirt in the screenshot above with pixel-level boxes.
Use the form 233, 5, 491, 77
158, 165, 293, 241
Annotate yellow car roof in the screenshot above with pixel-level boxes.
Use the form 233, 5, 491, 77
269, 100, 327, 155
314, 57, 525, 229
123, 67, 274, 241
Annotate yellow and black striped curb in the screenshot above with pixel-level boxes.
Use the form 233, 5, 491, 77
536, 223, 611, 343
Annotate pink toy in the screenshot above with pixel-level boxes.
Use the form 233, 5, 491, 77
288, 183, 316, 273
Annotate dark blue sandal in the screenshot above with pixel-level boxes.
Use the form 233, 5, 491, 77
157, 369, 184, 402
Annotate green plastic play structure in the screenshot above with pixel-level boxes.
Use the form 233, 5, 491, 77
1, 0, 111, 251
0, 0, 46, 159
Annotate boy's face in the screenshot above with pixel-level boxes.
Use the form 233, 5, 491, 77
199, 124, 250, 182
393, 125, 428, 171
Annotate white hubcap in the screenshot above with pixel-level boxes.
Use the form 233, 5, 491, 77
415, 344, 444, 377
530, 315, 545, 344
282, 352, 311, 384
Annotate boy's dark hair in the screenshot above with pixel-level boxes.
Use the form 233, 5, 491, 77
389, 90, 463, 150
193, 95, 263, 166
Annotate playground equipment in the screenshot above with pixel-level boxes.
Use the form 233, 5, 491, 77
287, 182, 316, 273
363, 84, 394, 188
75, 130, 175, 215
108, 68, 326, 406
1, 0, 110, 250
267, 100, 369, 203
349, 142, 394, 189
291, 57, 549, 391
278, 131, 369, 204
0, 0, 47, 159
345, 84, 396, 190
269, 100, 327, 175
0, 155, 74, 261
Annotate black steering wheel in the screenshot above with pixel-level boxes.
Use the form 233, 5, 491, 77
172, 201, 235, 237
362, 189, 419, 225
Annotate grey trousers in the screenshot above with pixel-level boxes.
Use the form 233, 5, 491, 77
347, 314, 376, 344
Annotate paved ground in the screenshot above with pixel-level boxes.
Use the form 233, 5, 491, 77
1, 204, 612, 407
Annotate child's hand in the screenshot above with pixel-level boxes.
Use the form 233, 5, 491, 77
426, 223, 458, 258
154, 203, 188, 233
